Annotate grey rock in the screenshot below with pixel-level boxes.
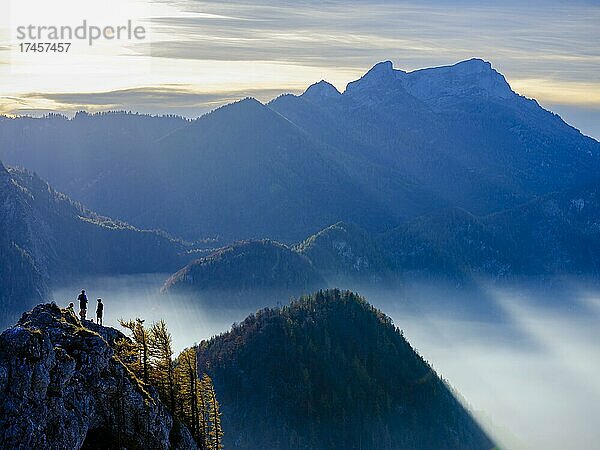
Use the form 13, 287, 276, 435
0, 303, 198, 450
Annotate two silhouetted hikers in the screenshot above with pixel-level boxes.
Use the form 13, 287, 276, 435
78, 290, 88, 320
72, 290, 106, 324
96, 299, 104, 325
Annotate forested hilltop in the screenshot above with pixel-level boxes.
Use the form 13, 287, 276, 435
197, 289, 493, 449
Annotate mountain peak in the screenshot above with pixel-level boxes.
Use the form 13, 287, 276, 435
302, 80, 341, 100
367, 60, 394, 74
197, 96, 269, 124
452, 58, 493, 73
345, 60, 402, 94
402, 58, 513, 103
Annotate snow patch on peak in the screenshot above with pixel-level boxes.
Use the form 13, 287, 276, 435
401, 58, 513, 105
367, 60, 394, 74
342, 58, 513, 105
451, 58, 493, 74
302, 80, 341, 100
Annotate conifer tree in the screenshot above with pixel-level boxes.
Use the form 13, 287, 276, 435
116, 318, 150, 384
175, 347, 208, 448
202, 374, 224, 450
118, 318, 224, 448
149, 319, 176, 412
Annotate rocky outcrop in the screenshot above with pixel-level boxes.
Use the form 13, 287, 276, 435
0, 303, 198, 450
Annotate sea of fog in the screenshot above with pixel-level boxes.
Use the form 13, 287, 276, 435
53, 274, 600, 450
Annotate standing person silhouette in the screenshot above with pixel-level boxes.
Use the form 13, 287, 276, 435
78, 290, 88, 321
96, 299, 104, 326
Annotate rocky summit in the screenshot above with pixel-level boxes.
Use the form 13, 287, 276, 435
0, 303, 197, 450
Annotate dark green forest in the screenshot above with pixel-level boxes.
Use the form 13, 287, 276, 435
197, 289, 493, 450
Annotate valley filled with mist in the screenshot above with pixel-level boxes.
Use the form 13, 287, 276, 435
53, 273, 600, 450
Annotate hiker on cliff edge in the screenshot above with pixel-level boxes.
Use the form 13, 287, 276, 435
96, 299, 104, 326
78, 290, 88, 321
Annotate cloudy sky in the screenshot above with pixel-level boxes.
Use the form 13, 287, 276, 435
1, 0, 599, 138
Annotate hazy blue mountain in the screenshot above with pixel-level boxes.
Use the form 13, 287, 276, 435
294, 221, 395, 285
197, 289, 494, 449
146, 98, 398, 240
0, 160, 189, 326
0, 111, 187, 197
0, 162, 49, 324
380, 181, 600, 276
3, 60, 597, 242
162, 239, 326, 307
271, 59, 599, 216
162, 181, 600, 305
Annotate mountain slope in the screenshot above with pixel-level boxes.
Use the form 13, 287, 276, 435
129, 98, 398, 240
380, 180, 600, 276
197, 289, 494, 449
271, 59, 600, 216
3, 60, 598, 242
294, 221, 395, 285
0, 240, 48, 327
0, 161, 189, 326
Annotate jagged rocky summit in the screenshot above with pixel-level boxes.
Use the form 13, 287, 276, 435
0, 303, 197, 450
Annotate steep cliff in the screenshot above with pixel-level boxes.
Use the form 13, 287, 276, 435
0, 303, 197, 450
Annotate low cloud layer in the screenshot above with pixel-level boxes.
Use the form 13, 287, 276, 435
54, 274, 600, 450
0, 86, 297, 117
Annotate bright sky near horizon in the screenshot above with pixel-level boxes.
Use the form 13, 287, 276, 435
0, 0, 599, 138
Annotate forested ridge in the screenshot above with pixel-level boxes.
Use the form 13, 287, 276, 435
197, 289, 493, 449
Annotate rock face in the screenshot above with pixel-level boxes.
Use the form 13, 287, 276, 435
0, 303, 197, 450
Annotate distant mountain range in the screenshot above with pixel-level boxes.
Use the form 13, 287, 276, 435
162, 179, 600, 305
2, 59, 598, 242
381, 180, 600, 276
3, 58, 600, 318
0, 160, 189, 326
197, 289, 494, 449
